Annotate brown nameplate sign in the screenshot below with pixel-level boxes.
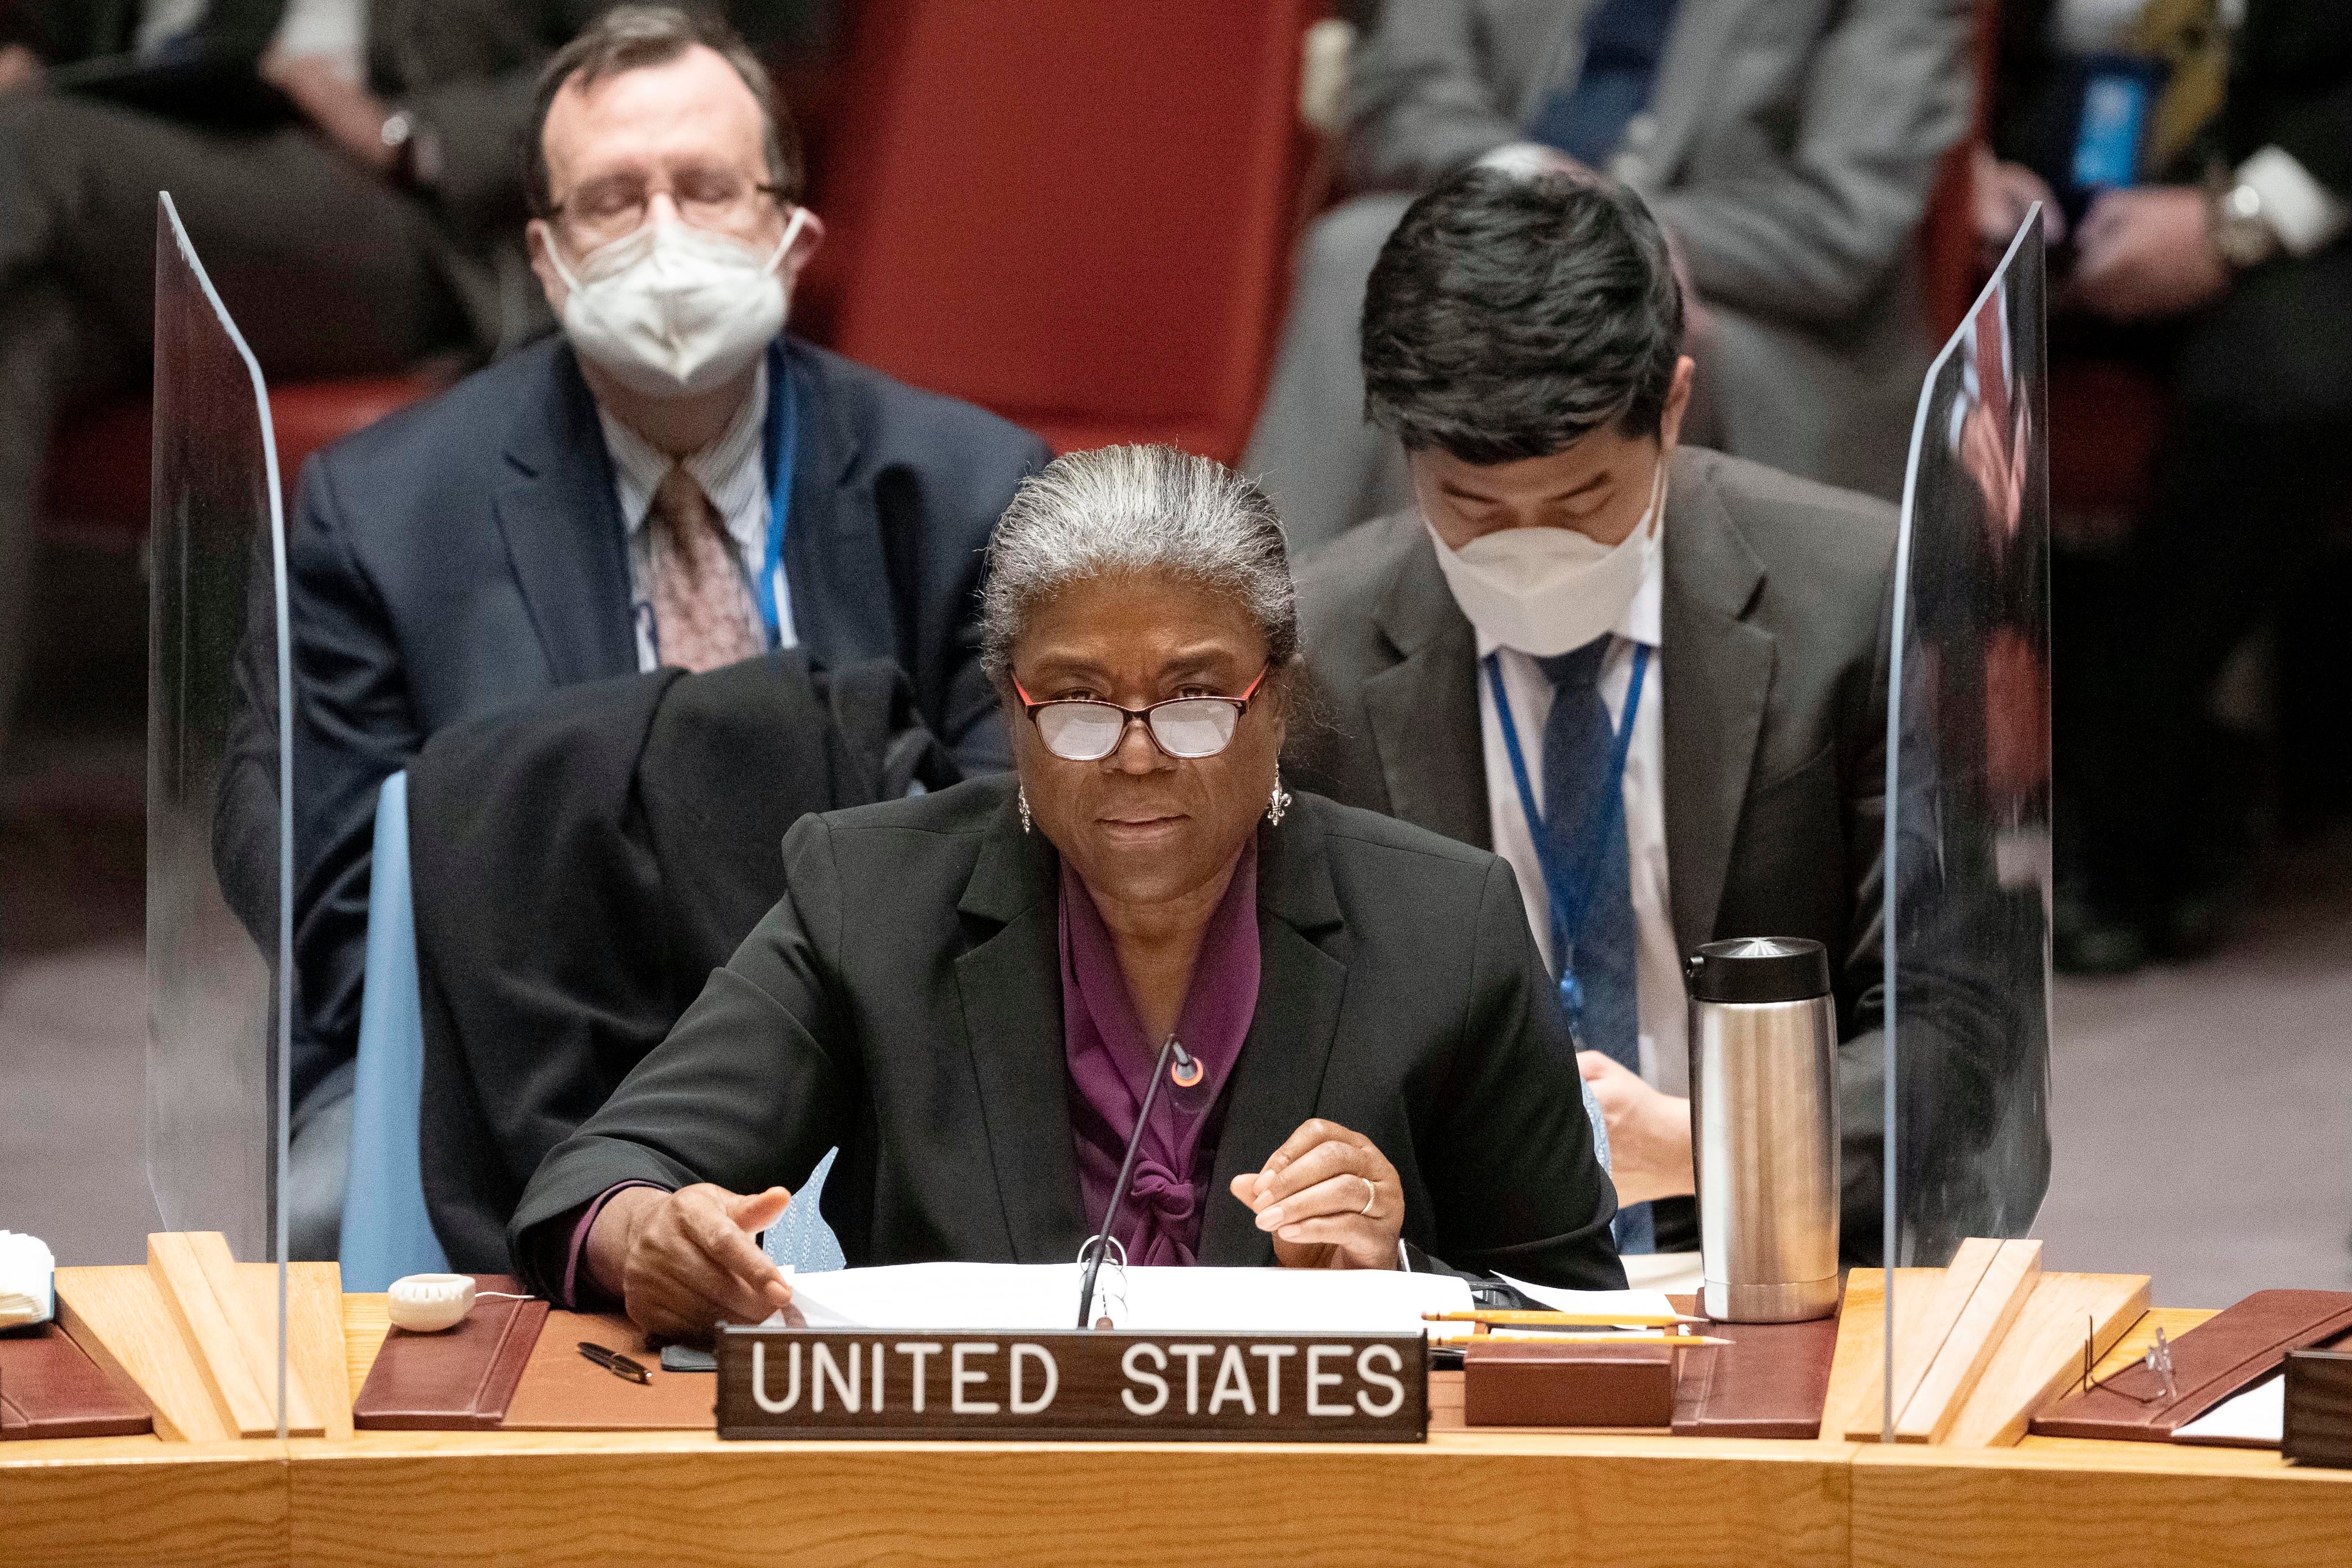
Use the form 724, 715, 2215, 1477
716, 1328, 1426, 1442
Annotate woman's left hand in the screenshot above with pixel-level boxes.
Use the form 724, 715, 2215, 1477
1229, 1118, 1403, 1270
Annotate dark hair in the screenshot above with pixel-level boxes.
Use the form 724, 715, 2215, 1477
526, 4, 805, 218
1360, 168, 1684, 463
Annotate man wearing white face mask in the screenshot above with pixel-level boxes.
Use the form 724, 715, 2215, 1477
1289, 170, 1897, 1262
273, 5, 1048, 1247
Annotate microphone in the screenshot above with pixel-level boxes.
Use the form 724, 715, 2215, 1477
1076, 1034, 1198, 1328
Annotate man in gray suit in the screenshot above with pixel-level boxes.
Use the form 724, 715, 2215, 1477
1287, 171, 1893, 1258
1251, 0, 1972, 551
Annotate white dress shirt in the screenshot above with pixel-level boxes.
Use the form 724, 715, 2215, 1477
1476, 526, 1686, 1098
139, 0, 368, 65
597, 359, 797, 672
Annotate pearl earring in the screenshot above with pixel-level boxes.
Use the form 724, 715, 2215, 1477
1018, 785, 1033, 835
1266, 769, 1292, 827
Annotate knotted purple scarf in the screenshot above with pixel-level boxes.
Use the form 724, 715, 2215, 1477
1058, 840, 1261, 1267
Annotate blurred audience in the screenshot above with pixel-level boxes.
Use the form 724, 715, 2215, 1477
273, 5, 1045, 1256
0, 0, 830, 775
1247, 0, 1975, 555
0, 0, 623, 773
1977, 0, 2351, 970
1286, 171, 1896, 1260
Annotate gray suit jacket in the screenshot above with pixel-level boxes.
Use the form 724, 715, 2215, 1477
1286, 447, 1895, 1255
1345, 0, 1974, 497
510, 775, 1625, 1294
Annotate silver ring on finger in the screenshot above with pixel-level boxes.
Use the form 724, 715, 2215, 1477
1359, 1176, 1378, 1218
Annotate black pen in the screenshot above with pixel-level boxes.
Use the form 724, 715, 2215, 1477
577, 1340, 652, 1384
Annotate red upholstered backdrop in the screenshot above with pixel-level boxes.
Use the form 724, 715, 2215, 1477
41, 372, 452, 555
810, 0, 1322, 463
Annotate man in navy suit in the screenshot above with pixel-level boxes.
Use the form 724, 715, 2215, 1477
278, 6, 1046, 1253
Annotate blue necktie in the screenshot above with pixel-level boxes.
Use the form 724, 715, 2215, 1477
1535, 637, 1653, 1254
1526, 0, 1681, 169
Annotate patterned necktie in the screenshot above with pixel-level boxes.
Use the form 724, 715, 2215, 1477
648, 464, 761, 673
1535, 635, 1654, 1254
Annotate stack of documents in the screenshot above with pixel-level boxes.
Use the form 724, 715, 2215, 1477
778, 1262, 1470, 1332
0, 1231, 56, 1328
769, 1262, 1677, 1337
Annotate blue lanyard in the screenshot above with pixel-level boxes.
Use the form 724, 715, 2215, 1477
754, 341, 799, 643
1486, 642, 1650, 1027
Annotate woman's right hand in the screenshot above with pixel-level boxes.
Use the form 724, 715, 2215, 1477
586, 1183, 795, 1343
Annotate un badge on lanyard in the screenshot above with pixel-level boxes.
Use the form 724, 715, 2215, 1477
1483, 644, 1652, 1060
1556, 964, 1589, 1049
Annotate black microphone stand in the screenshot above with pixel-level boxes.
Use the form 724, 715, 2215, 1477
1077, 1034, 1196, 1328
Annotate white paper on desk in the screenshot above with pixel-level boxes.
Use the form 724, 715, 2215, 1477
0, 1230, 55, 1328
1494, 1272, 1676, 1325
2174, 1374, 2285, 1450
773, 1261, 1471, 1333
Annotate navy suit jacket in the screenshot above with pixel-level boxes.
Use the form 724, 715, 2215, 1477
283, 334, 1048, 1106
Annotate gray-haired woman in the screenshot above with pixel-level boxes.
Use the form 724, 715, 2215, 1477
510, 445, 1622, 1341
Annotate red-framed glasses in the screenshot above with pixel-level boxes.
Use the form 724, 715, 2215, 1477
1012, 668, 1270, 761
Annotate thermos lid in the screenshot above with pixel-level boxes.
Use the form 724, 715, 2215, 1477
1685, 937, 1832, 1004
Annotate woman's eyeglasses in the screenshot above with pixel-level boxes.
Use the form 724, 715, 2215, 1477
1013, 668, 1270, 762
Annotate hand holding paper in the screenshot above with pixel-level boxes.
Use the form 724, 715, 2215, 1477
589, 1184, 794, 1343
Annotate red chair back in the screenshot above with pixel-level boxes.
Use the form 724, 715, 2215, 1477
41, 372, 452, 553
810, 0, 1322, 462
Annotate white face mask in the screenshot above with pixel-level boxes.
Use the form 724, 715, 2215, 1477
1425, 456, 1666, 658
548, 206, 807, 399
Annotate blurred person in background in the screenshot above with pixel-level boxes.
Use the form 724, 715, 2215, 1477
0, 0, 824, 776
0, 0, 588, 775
1976, 0, 2351, 970
270, 5, 1045, 1258
1247, 0, 1974, 555
1286, 172, 1896, 1261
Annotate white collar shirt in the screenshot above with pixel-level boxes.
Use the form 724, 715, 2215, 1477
597, 357, 796, 671
1474, 525, 1685, 1095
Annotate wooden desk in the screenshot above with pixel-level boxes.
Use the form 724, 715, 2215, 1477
5, 1297, 2348, 1568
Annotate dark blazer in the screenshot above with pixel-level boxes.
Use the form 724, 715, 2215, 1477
285, 334, 1048, 1107
412, 653, 960, 1273
508, 777, 1626, 1294
1285, 446, 1895, 1255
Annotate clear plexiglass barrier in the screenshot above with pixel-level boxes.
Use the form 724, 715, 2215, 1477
146, 192, 291, 1428
1878, 216, 2056, 1432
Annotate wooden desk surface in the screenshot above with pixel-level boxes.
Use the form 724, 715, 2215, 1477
7, 1296, 2348, 1568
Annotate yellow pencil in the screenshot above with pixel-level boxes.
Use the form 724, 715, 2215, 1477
1439, 1332, 1732, 1347
1422, 1310, 1709, 1328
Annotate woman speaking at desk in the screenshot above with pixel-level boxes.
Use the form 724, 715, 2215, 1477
510, 446, 1623, 1338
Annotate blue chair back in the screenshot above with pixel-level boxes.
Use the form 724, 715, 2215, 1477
339, 771, 850, 1288
339, 771, 450, 1290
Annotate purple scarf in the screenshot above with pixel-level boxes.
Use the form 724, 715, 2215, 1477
1058, 840, 1261, 1267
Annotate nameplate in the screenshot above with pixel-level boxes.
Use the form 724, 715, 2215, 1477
715, 1328, 1426, 1442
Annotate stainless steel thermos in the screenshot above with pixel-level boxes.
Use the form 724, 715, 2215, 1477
1686, 937, 1841, 1323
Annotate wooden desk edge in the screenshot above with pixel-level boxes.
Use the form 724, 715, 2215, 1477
0, 1294, 2298, 1479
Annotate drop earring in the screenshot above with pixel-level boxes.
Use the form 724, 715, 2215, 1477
1266, 769, 1292, 827
1018, 785, 1033, 835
